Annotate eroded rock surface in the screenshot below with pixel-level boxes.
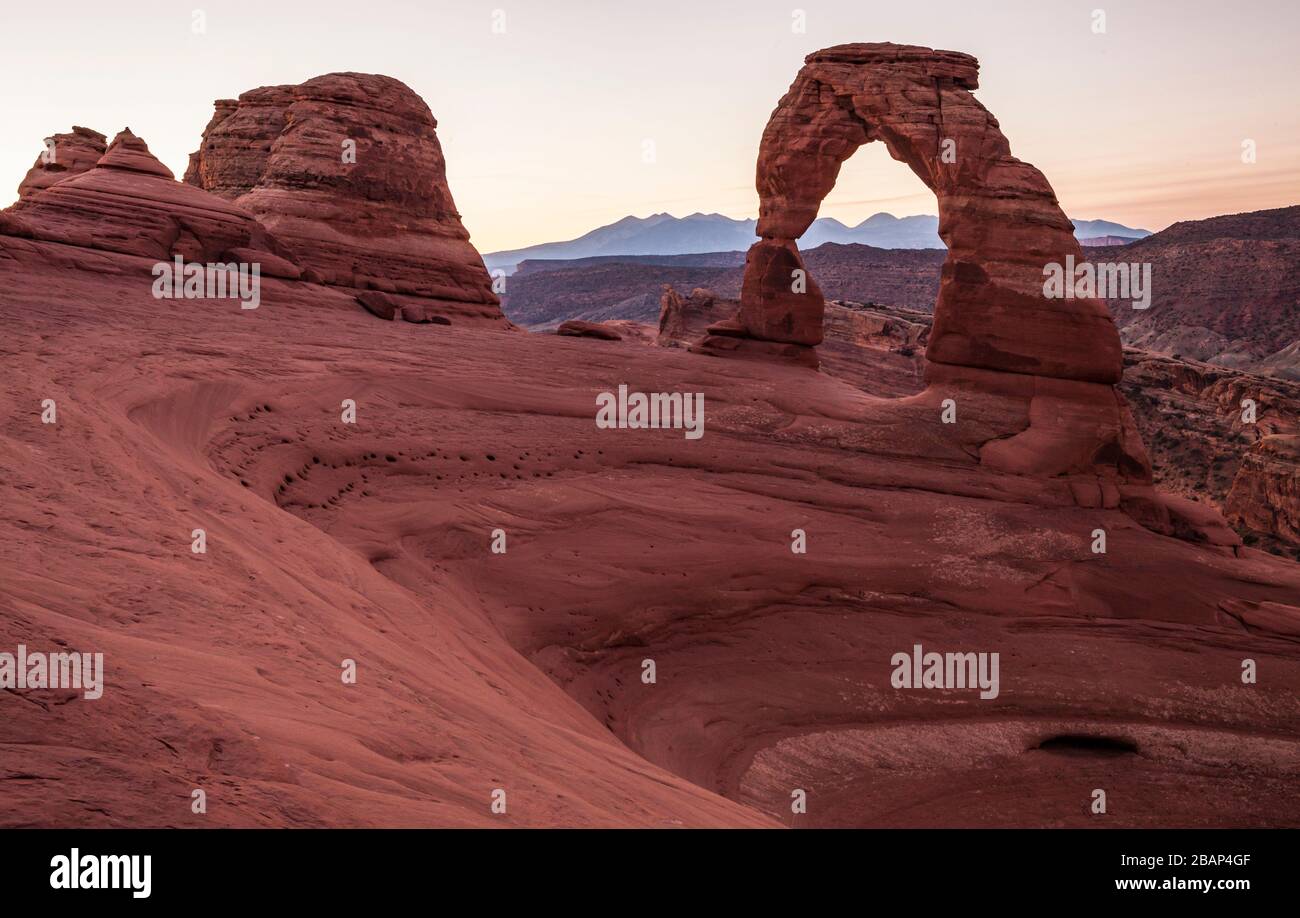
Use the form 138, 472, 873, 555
1, 55, 1297, 832
729, 43, 1119, 385
1102, 206, 1300, 378
1123, 351, 1300, 553
185, 72, 505, 325
7, 129, 298, 271
702, 43, 1151, 487
557, 319, 624, 340
5, 246, 1299, 828
663, 286, 928, 397
15, 126, 107, 199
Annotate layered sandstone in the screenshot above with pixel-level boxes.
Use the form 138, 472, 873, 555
1227, 435, 1300, 545
671, 287, 1299, 549
185, 72, 504, 324
6, 129, 300, 273
701, 43, 1150, 485
1120, 351, 1300, 551
556, 319, 624, 340
5, 241, 1299, 828
662, 286, 928, 397
1100, 206, 1300, 378
15, 126, 107, 199
2, 55, 1297, 833
724, 44, 1120, 384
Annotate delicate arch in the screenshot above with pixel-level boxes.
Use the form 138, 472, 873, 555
736, 43, 1122, 385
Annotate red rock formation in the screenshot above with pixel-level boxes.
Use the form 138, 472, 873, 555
1227, 435, 1300, 545
663, 291, 1298, 548
6, 129, 299, 273
355, 290, 455, 324
505, 262, 740, 330
356, 290, 401, 320
185, 72, 505, 325
729, 43, 1120, 385
735, 238, 825, 345
3, 59, 1298, 833
15, 126, 107, 199
6, 239, 1299, 828
1099, 206, 1300, 377
498, 244, 945, 332
658, 286, 734, 345
556, 319, 623, 340
700, 43, 1151, 485
662, 286, 928, 397
1122, 351, 1300, 552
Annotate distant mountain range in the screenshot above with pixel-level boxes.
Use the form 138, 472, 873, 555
484, 212, 1152, 273
500, 204, 1300, 381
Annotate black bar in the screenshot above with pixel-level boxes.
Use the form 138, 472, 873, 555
0, 828, 1285, 905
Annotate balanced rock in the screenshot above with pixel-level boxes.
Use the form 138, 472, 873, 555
185, 73, 505, 325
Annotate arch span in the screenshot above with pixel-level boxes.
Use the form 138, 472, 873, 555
726, 43, 1121, 386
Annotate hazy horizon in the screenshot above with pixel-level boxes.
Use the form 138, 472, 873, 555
2, 0, 1297, 252
480, 209, 1154, 257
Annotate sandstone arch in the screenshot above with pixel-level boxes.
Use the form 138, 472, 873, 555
697, 43, 1153, 483
727, 43, 1121, 386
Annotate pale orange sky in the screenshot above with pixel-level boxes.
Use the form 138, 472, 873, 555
2, 0, 1296, 252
